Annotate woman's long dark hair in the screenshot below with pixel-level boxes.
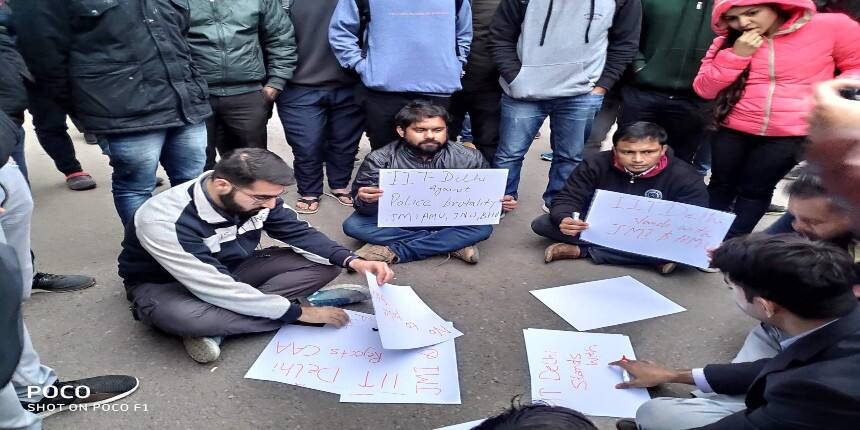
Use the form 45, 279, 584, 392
710, 30, 750, 130
709, 4, 792, 130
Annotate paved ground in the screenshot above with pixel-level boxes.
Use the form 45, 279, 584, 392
19, 113, 786, 430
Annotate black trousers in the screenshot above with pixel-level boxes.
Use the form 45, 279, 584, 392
448, 86, 502, 162
708, 127, 804, 237
205, 90, 270, 169
27, 85, 84, 176
354, 85, 451, 150
617, 85, 711, 163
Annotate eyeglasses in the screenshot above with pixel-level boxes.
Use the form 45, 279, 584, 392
231, 185, 282, 203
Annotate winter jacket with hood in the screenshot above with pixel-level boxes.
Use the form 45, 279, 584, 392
350, 140, 488, 217
630, 0, 716, 94
693, 0, 860, 137
329, 0, 473, 95
550, 150, 708, 227
489, 0, 642, 100
187, 0, 297, 97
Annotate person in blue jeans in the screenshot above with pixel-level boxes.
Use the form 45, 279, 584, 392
277, 0, 364, 214
13, 0, 212, 226
488, 0, 641, 211
343, 101, 516, 265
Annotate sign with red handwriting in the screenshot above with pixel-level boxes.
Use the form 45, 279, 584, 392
524, 329, 650, 418
244, 310, 462, 404
580, 190, 735, 268
377, 168, 508, 227
366, 272, 463, 350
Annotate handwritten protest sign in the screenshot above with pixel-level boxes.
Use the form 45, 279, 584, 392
377, 169, 508, 227
245, 310, 462, 404
531, 276, 685, 331
580, 190, 735, 268
524, 329, 650, 418
244, 310, 379, 394
366, 272, 463, 349
339, 333, 461, 404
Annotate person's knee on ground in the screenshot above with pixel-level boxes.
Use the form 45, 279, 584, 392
341, 213, 378, 243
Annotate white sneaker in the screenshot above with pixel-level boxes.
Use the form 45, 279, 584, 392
183, 336, 221, 364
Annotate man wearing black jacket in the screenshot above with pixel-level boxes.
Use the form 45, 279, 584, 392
449, 0, 503, 163
614, 234, 860, 430
344, 101, 514, 265
489, 0, 641, 211
532, 122, 708, 274
12, 0, 213, 227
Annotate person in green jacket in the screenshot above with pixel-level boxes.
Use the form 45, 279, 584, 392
616, 0, 715, 164
187, 0, 297, 169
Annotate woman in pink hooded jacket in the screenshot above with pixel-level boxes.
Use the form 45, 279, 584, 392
694, 0, 860, 237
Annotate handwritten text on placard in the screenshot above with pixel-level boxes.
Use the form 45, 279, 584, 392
580, 190, 735, 268
377, 169, 508, 227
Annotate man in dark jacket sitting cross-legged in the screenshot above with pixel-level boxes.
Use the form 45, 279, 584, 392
531, 122, 709, 275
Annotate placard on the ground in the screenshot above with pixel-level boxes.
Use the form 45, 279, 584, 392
377, 169, 508, 227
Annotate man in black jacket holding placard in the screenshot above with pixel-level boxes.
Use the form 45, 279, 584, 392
531, 122, 708, 274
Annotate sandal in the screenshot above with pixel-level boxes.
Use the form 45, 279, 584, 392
324, 191, 354, 207
294, 197, 320, 214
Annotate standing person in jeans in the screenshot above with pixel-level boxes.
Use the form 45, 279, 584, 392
616, 0, 715, 164
448, 0, 502, 163
694, 0, 860, 238
187, 0, 296, 170
278, 0, 364, 214
489, 0, 641, 212
13, 0, 213, 226
329, 0, 473, 150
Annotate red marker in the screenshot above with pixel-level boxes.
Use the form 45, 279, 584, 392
619, 355, 631, 382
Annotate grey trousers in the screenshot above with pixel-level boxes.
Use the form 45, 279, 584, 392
0, 162, 57, 430
126, 247, 342, 337
635, 324, 784, 430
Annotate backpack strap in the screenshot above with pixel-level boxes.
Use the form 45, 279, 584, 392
355, 0, 371, 58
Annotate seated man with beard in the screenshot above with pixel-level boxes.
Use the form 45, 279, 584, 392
118, 148, 393, 364
343, 101, 516, 264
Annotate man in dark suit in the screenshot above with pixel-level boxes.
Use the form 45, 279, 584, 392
613, 233, 860, 430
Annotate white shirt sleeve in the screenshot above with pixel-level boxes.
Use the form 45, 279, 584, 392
692, 368, 715, 393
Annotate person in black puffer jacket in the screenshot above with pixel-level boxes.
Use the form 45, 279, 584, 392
344, 101, 516, 265
532, 122, 708, 274
11, 0, 213, 226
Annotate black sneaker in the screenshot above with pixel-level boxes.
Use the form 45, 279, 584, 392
20, 375, 139, 418
32, 272, 96, 293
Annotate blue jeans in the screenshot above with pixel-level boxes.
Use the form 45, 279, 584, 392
342, 212, 493, 263
493, 93, 604, 207
277, 86, 363, 197
103, 122, 206, 226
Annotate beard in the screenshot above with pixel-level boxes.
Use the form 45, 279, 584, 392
415, 138, 443, 155
221, 190, 262, 218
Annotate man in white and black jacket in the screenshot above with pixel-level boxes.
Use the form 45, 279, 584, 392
489, 0, 641, 212
532, 122, 708, 274
119, 148, 393, 363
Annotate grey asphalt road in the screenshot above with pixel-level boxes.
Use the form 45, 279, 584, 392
20, 113, 785, 430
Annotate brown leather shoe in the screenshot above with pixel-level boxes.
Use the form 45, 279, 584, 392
451, 246, 479, 264
544, 243, 582, 263
355, 244, 398, 264
615, 418, 638, 430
